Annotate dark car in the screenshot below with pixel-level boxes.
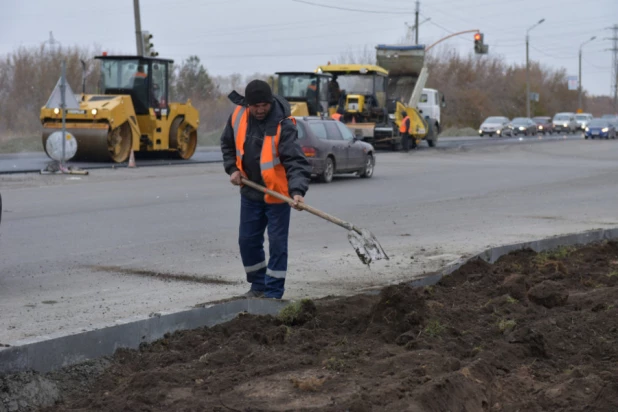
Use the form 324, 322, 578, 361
296, 117, 375, 183
510, 117, 538, 136
585, 118, 616, 140
532, 116, 554, 134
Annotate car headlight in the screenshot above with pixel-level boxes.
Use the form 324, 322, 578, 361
91, 109, 98, 116
563, 123, 568, 127
53, 108, 60, 115
538, 125, 543, 130
478, 129, 482, 133
519, 126, 525, 130
496, 129, 501, 134
585, 127, 589, 132
602, 127, 609, 133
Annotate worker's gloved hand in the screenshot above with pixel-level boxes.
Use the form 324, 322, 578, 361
292, 194, 304, 211
230, 170, 245, 186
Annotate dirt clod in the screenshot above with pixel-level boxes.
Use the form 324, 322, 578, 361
528, 280, 569, 308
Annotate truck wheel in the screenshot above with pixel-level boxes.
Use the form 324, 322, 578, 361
426, 121, 437, 147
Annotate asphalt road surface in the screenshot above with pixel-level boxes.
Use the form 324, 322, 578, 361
1, 136, 616, 344
0, 133, 582, 174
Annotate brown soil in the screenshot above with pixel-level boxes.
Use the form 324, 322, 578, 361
47, 241, 618, 411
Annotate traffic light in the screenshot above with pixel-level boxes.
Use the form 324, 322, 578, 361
474, 32, 489, 54
474, 32, 483, 53
142, 31, 159, 57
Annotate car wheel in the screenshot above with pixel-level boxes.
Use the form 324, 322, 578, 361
319, 156, 335, 183
585, 135, 589, 139
359, 154, 374, 178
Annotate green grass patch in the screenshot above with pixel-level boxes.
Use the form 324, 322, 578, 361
497, 318, 516, 333
505, 295, 519, 304
278, 299, 316, 326
423, 319, 446, 337
607, 270, 618, 278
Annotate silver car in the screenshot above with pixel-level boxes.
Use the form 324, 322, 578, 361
552, 112, 579, 134
479, 116, 511, 137
575, 113, 593, 131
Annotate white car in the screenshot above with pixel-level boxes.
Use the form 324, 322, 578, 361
479, 116, 512, 137
575, 113, 593, 131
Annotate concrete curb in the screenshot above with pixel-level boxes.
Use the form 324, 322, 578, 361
1, 227, 617, 375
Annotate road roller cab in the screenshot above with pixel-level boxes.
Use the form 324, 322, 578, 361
40, 55, 199, 163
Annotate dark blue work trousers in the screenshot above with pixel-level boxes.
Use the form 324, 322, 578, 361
239, 195, 291, 299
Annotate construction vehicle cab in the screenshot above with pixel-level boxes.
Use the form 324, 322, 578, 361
275, 72, 332, 116
99, 56, 169, 118
40, 55, 199, 163
316, 64, 399, 147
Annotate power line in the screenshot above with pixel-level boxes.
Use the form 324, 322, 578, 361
290, 0, 415, 14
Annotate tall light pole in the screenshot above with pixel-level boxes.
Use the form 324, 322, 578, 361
578, 36, 596, 111
526, 18, 545, 118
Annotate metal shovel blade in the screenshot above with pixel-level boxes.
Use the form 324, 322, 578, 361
347, 228, 389, 266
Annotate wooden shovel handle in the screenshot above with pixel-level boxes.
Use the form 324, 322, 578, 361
240, 178, 356, 232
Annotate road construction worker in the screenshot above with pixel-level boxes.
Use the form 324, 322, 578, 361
328, 74, 341, 106
220, 80, 311, 299
305, 80, 318, 114
331, 107, 344, 122
399, 110, 412, 152
134, 65, 148, 79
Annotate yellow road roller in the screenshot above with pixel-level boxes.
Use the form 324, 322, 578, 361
40, 55, 199, 162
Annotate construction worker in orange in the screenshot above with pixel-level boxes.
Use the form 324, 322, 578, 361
220, 80, 311, 299
399, 110, 412, 152
134, 65, 148, 79
331, 107, 344, 122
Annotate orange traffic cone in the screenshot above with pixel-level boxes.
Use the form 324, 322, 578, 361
128, 149, 136, 168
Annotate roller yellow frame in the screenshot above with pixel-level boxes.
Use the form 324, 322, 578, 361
40, 55, 199, 163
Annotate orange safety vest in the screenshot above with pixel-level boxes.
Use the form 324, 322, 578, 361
332, 113, 342, 122
399, 116, 410, 134
231, 105, 292, 204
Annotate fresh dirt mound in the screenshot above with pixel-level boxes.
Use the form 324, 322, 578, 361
12, 241, 618, 411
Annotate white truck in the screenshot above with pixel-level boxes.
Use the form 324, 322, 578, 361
418, 88, 444, 136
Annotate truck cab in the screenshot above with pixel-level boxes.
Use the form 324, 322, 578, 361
417, 88, 444, 134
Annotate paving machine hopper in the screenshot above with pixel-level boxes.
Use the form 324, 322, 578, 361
40, 55, 199, 162
376, 44, 437, 147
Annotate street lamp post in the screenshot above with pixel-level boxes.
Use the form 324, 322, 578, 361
526, 18, 545, 118
578, 36, 597, 111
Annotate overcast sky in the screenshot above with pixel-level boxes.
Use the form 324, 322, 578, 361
1, 0, 616, 97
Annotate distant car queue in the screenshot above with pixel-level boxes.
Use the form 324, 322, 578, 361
479, 112, 618, 139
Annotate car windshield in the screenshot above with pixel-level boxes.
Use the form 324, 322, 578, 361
588, 119, 609, 127
484, 117, 506, 123
335, 75, 375, 94
532, 117, 549, 123
512, 118, 528, 124
575, 115, 589, 121
554, 114, 570, 121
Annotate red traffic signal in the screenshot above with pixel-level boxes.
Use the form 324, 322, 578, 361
474, 32, 487, 54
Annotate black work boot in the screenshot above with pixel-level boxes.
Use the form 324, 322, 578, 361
240, 289, 265, 298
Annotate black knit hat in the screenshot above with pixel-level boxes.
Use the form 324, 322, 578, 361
245, 80, 273, 105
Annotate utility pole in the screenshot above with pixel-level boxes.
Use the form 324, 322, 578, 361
133, 0, 143, 56
415, 1, 420, 45
578, 36, 596, 111
526, 19, 545, 118
610, 24, 618, 112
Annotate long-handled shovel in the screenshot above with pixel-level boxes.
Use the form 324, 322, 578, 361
241, 178, 389, 265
